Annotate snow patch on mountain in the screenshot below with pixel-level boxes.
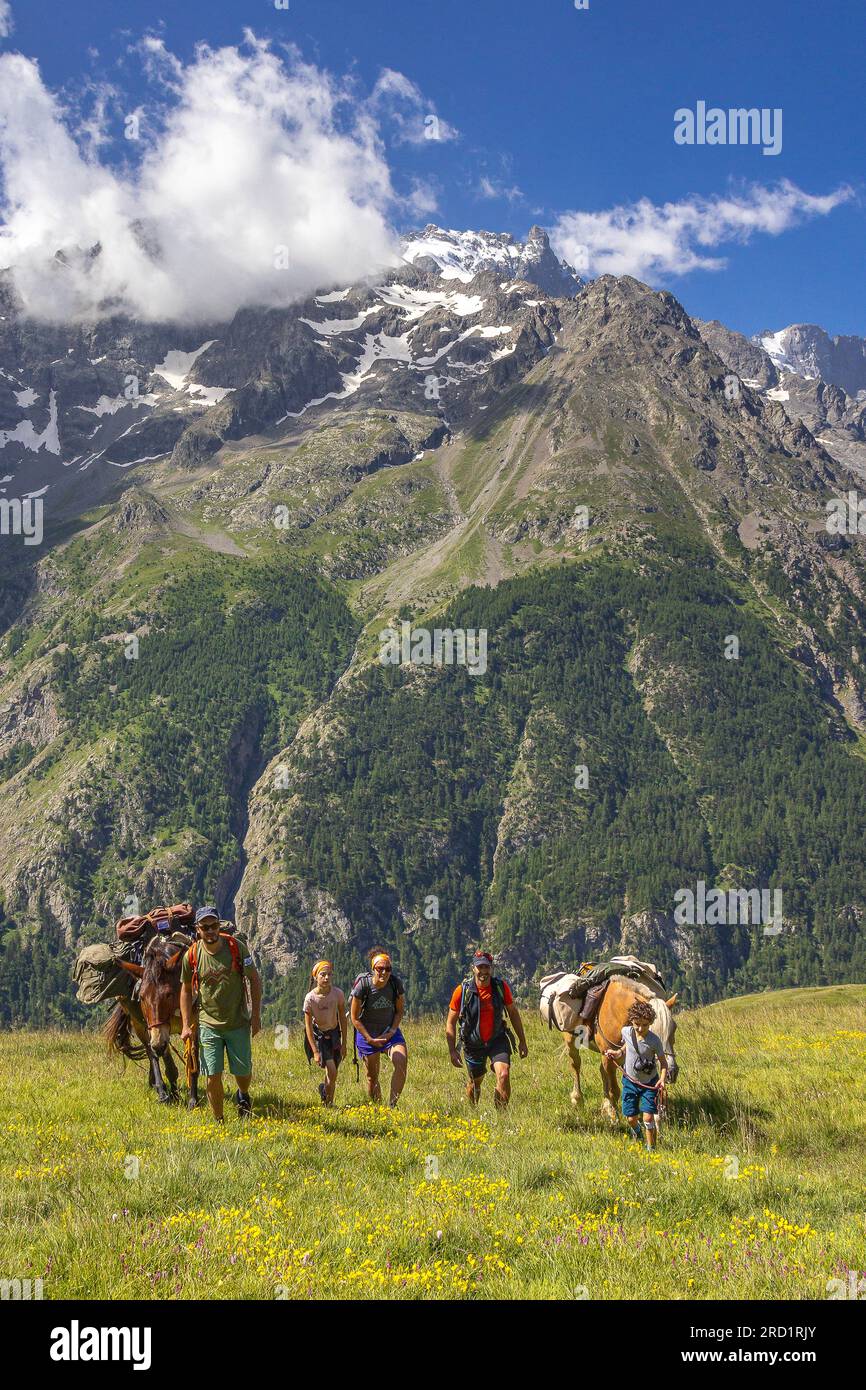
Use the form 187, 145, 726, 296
155, 342, 216, 391
0, 389, 60, 455
760, 330, 795, 372
401, 224, 583, 297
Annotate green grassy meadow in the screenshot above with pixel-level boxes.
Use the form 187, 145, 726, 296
0, 986, 863, 1301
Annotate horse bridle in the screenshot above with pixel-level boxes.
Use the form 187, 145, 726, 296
138, 940, 183, 1032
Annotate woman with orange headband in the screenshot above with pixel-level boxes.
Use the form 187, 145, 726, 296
303, 960, 347, 1106
349, 948, 408, 1106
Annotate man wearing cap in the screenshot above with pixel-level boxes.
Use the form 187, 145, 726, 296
446, 950, 528, 1108
180, 906, 262, 1122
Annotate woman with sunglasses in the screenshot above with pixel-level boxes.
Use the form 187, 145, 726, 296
350, 949, 408, 1106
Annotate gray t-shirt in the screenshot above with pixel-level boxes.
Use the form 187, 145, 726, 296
351, 975, 404, 1034
622, 1025, 666, 1084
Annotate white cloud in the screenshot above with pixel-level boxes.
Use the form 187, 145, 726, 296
402, 179, 439, 217
477, 175, 524, 203
550, 181, 853, 280
0, 3, 13, 40
0, 36, 406, 322
368, 68, 458, 146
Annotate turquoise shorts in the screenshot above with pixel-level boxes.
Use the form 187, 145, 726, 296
199, 1022, 253, 1078
621, 1074, 658, 1116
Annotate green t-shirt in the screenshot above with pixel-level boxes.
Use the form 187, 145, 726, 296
181, 934, 253, 1031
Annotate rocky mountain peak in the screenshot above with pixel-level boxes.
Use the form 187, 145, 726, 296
401, 224, 583, 297
754, 323, 866, 398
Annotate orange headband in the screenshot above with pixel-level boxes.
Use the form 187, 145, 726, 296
371, 953, 392, 968
312, 959, 333, 978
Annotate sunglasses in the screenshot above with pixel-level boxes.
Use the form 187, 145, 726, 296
373, 964, 392, 973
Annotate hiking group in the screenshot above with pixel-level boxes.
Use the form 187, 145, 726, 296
305, 947, 528, 1112
78, 902, 678, 1147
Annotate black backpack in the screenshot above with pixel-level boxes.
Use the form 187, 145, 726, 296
349, 971, 402, 1080
457, 976, 515, 1053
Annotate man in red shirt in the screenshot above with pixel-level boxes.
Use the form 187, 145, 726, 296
445, 950, 528, 1108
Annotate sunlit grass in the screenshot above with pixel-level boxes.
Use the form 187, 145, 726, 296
0, 985, 863, 1300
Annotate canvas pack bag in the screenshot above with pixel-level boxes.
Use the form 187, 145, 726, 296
73, 943, 134, 1005
539, 971, 589, 1033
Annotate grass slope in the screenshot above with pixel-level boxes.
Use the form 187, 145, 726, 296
0, 986, 863, 1301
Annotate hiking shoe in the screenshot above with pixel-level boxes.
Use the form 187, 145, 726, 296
235, 1089, 252, 1119
318, 1082, 327, 1105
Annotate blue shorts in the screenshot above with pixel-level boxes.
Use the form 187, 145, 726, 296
355, 1027, 407, 1058
621, 1074, 659, 1116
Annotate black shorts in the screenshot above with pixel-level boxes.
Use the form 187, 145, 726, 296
314, 1026, 342, 1067
463, 1036, 512, 1078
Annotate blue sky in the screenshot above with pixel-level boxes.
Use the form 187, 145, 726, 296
1, 0, 863, 335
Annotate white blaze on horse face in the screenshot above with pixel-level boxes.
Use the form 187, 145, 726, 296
150, 1024, 171, 1053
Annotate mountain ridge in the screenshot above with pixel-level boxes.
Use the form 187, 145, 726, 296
1, 234, 866, 1020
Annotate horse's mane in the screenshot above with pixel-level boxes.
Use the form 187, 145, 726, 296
610, 973, 665, 999
142, 935, 183, 986
611, 974, 673, 1045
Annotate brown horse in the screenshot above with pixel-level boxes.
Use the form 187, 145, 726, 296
564, 976, 679, 1124
104, 936, 200, 1108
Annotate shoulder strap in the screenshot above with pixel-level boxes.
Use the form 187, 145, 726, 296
457, 978, 474, 1041
221, 932, 243, 974
189, 941, 199, 997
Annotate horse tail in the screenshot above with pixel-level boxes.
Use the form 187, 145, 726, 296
103, 1003, 147, 1061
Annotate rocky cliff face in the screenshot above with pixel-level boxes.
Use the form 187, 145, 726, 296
756, 323, 866, 397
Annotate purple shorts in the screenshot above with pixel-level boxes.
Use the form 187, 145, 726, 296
355, 1027, 407, 1058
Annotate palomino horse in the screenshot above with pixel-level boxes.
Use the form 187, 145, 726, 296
104, 936, 200, 1108
565, 976, 679, 1124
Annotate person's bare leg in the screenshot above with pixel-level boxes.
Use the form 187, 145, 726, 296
324, 1059, 337, 1104
492, 1061, 510, 1109
206, 1073, 224, 1121
465, 1073, 482, 1104
364, 1054, 381, 1101
643, 1114, 657, 1149
388, 1045, 407, 1106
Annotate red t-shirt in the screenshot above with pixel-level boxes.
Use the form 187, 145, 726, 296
449, 979, 513, 1043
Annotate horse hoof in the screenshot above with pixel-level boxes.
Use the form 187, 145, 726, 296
570, 1094, 585, 1109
